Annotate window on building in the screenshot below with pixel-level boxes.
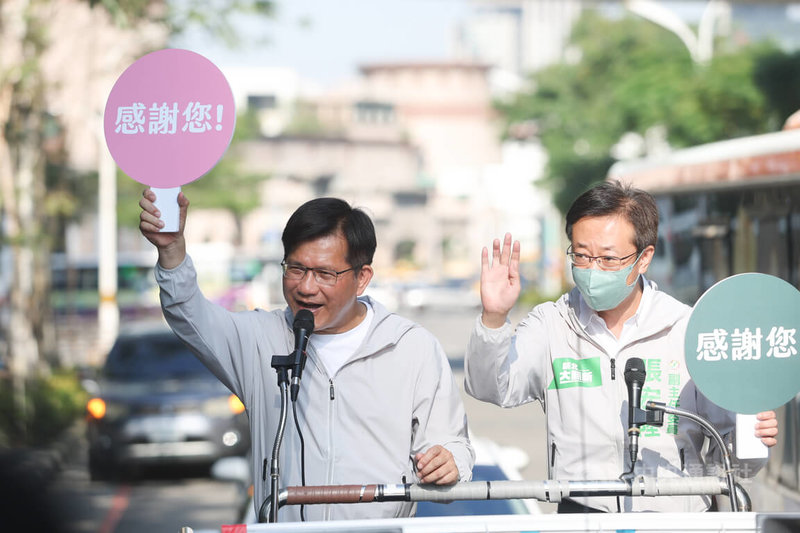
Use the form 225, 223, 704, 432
247, 95, 276, 110
354, 101, 395, 124
393, 192, 427, 207
394, 240, 416, 263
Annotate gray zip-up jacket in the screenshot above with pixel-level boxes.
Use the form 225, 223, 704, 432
465, 281, 765, 512
156, 256, 474, 522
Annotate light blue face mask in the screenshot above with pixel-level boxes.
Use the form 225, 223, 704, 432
571, 251, 644, 311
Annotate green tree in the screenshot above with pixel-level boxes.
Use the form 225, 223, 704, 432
753, 49, 800, 129
497, 9, 789, 214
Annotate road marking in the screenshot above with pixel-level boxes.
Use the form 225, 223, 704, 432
99, 484, 131, 533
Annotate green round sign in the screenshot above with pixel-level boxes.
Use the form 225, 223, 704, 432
686, 273, 800, 414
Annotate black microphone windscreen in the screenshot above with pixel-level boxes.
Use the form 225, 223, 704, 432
624, 357, 646, 384
293, 309, 315, 334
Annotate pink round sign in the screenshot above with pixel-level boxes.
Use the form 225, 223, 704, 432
104, 49, 235, 188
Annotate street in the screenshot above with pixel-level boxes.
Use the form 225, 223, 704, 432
51, 458, 244, 533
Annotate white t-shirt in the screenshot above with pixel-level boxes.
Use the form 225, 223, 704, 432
310, 301, 374, 377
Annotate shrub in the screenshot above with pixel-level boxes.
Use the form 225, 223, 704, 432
518, 285, 567, 309
0, 370, 88, 448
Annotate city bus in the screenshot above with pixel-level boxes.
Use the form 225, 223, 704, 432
50, 251, 160, 316
608, 125, 800, 512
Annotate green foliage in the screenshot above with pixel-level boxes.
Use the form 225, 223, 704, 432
88, 0, 155, 27
518, 284, 566, 310
754, 49, 800, 128
189, 109, 271, 217
232, 106, 264, 142
117, 170, 148, 228
168, 0, 275, 46
0, 371, 88, 448
182, 154, 268, 219
89, 0, 274, 46
284, 100, 333, 136
497, 9, 792, 214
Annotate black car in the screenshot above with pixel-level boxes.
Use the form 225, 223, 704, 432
85, 324, 250, 480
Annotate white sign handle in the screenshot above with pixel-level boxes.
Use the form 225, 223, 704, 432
735, 413, 768, 459
151, 186, 181, 232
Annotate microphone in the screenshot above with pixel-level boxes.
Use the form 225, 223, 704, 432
624, 357, 647, 469
290, 309, 315, 402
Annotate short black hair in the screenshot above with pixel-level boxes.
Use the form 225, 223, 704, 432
565, 180, 658, 252
282, 197, 376, 268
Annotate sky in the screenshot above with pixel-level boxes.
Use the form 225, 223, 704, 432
172, 0, 471, 84
171, 1, 791, 85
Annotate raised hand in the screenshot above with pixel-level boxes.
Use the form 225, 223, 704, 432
139, 188, 189, 269
755, 410, 778, 447
480, 233, 521, 328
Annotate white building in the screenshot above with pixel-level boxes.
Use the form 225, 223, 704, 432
454, 0, 584, 77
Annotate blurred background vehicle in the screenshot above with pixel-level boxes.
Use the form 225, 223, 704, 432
84, 323, 250, 481
363, 281, 402, 312
402, 279, 481, 312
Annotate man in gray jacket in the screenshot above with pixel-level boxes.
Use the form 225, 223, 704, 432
465, 181, 777, 513
139, 192, 474, 522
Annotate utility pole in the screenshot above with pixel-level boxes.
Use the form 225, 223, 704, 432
96, 113, 119, 365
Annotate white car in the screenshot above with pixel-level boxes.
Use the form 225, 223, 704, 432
402, 281, 481, 311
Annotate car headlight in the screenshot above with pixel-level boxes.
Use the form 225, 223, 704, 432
86, 398, 129, 420
203, 394, 245, 417
87, 398, 106, 419
228, 394, 245, 415
222, 431, 240, 447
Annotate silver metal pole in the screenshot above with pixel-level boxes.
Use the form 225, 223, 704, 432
646, 401, 739, 512
272, 475, 727, 510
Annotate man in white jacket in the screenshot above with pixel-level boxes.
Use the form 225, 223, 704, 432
140, 192, 474, 522
464, 180, 777, 513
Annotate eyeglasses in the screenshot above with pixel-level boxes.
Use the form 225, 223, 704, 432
566, 246, 640, 271
281, 261, 357, 286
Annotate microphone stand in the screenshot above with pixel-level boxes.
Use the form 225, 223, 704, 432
621, 404, 664, 480
644, 401, 740, 512
259, 352, 294, 523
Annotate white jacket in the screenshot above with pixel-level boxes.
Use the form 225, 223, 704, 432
156, 256, 474, 521
464, 281, 764, 512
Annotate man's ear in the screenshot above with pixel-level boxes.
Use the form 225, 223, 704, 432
637, 245, 656, 274
356, 264, 374, 296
